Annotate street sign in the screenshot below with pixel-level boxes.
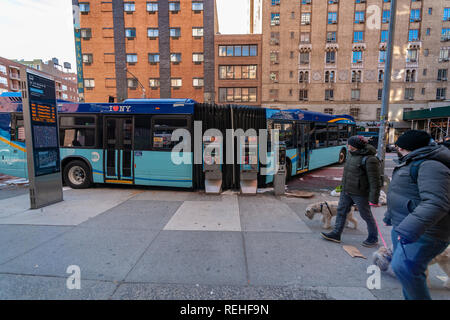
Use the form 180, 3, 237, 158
21, 69, 63, 209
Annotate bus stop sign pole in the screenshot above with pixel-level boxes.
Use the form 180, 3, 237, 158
377, 0, 397, 186
20, 69, 63, 209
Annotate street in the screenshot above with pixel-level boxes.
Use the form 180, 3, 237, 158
0, 154, 448, 300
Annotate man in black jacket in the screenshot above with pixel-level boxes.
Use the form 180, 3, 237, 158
321, 136, 381, 247
385, 130, 450, 300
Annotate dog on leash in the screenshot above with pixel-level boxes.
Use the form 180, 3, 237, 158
373, 245, 450, 289
305, 201, 358, 229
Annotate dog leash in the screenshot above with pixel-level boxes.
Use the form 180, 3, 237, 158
372, 213, 388, 248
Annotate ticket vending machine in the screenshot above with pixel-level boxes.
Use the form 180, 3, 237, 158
240, 136, 258, 195
203, 136, 222, 194
273, 142, 286, 196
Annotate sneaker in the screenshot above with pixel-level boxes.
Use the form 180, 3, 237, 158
362, 238, 379, 248
321, 231, 341, 243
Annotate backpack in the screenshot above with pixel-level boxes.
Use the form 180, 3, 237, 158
362, 156, 424, 183
361, 155, 383, 187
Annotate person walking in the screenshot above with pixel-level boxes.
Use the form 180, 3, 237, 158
321, 135, 381, 247
383, 130, 450, 300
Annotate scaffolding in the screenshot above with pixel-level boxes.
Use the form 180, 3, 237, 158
404, 106, 450, 142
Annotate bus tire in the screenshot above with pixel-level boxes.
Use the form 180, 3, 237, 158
64, 160, 92, 189
338, 149, 347, 164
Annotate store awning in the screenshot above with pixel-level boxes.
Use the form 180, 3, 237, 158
403, 106, 450, 121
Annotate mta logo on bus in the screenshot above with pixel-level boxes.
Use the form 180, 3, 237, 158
109, 105, 132, 112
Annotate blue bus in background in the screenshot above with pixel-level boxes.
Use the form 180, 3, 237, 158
0, 95, 355, 190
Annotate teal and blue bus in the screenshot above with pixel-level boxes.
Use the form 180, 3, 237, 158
0, 95, 355, 190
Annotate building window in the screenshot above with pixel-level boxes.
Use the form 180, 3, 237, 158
124, 2, 135, 12
149, 78, 160, 88
219, 88, 257, 103
441, 28, 450, 41
408, 29, 419, 42
438, 69, 448, 81
404, 88, 415, 100
193, 53, 204, 63
301, 13, 311, 25
171, 78, 182, 87
148, 53, 160, 63
381, 30, 389, 42
270, 51, 279, 64
326, 51, 336, 64
82, 54, 93, 64
270, 71, 279, 82
170, 28, 181, 38
378, 89, 383, 100
437, 88, 447, 100
444, 8, 450, 21
407, 49, 418, 63
271, 13, 280, 26
328, 12, 338, 24
170, 53, 182, 63
410, 9, 421, 22
192, 27, 204, 37
299, 89, 308, 101
193, 78, 204, 87
406, 69, 416, 82
218, 45, 257, 57
272, 0, 280, 5
299, 71, 309, 83
350, 107, 360, 118
169, 2, 180, 12
351, 89, 361, 101
300, 52, 309, 65
324, 108, 334, 115
352, 51, 362, 63
378, 70, 384, 82
147, 2, 158, 12
379, 50, 386, 63
300, 32, 310, 43
353, 31, 364, 43
269, 89, 279, 101
355, 11, 365, 24
126, 54, 137, 63
382, 10, 390, 23
192, 1, 203, 11
270, 32, 280, 45
148, 28, 159, 38
326, 32, 336, 43
84, 79, 95, 88
325, 71, 335, 83
79, 2, 90, 13
219, 65, 257, 80
125, 28, 136, 38
127, 78, 138, 89
325, 89, 334, 101
80, 28, 92, 39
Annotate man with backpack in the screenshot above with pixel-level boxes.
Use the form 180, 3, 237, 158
321, 135, 381, 247
384, 130, 450, 300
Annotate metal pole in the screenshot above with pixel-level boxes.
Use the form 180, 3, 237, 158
377, 0, 397, 185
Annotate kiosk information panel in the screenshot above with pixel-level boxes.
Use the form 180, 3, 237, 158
22, 70, 63, 209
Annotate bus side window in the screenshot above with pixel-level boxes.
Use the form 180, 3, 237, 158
59, 116, 96, 148
134, 116, 152, 150
315, 123, 328, 148
152, 117, 189, 151
339, 124, 348, 144
328, 125, 338, 146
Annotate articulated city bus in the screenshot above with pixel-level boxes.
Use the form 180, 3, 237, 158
0, 96, 355, 190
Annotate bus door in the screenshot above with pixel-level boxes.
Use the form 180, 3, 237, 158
104, 117, 134, 184
297, 123, 311, 171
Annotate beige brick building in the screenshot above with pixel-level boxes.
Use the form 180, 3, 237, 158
261, 0, 450, 141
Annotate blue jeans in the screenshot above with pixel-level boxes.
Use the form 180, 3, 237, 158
334, 192, 378, 240
391, 229, 449, 300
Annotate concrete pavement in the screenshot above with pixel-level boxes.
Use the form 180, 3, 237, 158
0, 158, 448, 300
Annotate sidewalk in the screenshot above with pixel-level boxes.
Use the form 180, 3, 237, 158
0, 185, 448, 300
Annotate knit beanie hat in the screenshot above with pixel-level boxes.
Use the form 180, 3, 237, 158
348, 135, 368, 149
395, 130, 431, 151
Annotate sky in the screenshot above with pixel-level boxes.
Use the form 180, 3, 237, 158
0, 0, 248, 72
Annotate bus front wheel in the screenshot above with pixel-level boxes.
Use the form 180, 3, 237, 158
64, 160, 92, 189
338, 149, 347, 164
